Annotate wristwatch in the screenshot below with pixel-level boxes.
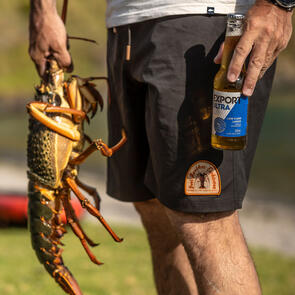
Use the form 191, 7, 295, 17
269, 0, 295, 11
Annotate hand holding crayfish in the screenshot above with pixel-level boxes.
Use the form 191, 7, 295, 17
29, 0, 73, 77
27, 1, 127, 294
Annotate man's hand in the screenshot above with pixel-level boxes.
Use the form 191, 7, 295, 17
215, 0, 293, 96
29, 0, 73, 77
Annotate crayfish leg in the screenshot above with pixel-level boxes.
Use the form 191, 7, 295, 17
61, 194, 103, 265
62, 192, 100, 247
75, 177, 101, 210
69, 129, 127, 166
65, 177, 123, 243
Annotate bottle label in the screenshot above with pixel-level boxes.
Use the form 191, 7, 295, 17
226, 24, 243, 36
212, 90, 248, 137
226, 18, 244, 36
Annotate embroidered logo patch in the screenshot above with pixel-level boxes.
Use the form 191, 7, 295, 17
184, 160, 221, 196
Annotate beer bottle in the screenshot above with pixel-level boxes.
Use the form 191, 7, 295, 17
211, 14, 248, 150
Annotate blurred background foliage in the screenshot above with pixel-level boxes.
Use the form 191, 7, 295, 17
0, 0, 107, 96
0, 1, 294, 196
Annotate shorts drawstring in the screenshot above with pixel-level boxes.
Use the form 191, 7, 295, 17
126, 26, 131, 61
112, 25, 131, 61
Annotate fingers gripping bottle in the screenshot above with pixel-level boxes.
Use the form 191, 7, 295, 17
211, 14, 248, 150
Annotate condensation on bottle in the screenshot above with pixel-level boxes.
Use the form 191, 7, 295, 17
211, 14, 248, 150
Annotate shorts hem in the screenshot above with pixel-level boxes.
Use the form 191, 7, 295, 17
145, 179, 244, 213
106, 188, 155, 203
156, 196, 243, 214
107, 185, 244, 213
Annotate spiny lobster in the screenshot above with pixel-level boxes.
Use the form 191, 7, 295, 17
26, 2, 126, 294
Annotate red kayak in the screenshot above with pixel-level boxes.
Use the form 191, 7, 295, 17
0, 193, 84, 225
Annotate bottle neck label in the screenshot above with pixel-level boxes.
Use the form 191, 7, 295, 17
226, 19, 244, 37
212, 90, 248, 137
226, 25, 243, 37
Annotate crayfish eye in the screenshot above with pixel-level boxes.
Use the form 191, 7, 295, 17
53, 94, 62, 106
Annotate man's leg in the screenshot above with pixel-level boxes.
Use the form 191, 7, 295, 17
164, 208, 262, 295
134, 199, 199, 295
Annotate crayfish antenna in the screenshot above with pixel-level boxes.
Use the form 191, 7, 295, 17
68, 36, 97, 44
61, 0, 68, 24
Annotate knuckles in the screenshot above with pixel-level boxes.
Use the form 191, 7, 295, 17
264, 25, 276, 38
244, 78, 255, 91
246, 18, 261, 31
240, 4, 293, 86
249, 56, 263, 69
234, 45, 249, 57
247, 17, 276, 38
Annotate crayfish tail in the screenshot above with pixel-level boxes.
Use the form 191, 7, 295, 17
53, 266, 83, 295
28, 182, 83, 295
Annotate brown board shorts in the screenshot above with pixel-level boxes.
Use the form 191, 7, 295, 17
106, 15, 276, 213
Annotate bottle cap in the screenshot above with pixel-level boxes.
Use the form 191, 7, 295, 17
226, 14, 244, 36
227, 14, 245, 20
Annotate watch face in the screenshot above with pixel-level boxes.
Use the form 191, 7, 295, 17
276, 0, 295, 8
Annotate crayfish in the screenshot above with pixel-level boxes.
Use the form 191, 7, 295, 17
26, 2, 126, 293
27, 57, 126, 294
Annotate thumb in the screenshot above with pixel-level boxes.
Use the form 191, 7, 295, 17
35, 59, 46, 78
213, 42, 224, 64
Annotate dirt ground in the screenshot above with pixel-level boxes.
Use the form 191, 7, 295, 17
0, 163, 294, 257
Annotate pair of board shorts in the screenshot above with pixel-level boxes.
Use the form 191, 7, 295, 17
106, 14, 275, 213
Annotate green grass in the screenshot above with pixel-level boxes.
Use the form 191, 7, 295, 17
0, 223, 156, 295
252, 248, 295, 295
0, 223, 294, 295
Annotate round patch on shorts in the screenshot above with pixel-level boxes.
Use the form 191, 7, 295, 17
184, 160, 221, 196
